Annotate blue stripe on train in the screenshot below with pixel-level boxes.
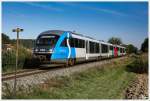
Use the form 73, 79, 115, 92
51, 32, 76, 60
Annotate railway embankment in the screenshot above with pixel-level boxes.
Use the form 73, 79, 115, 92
2, 54, 148, 99
125, 53, 148, 99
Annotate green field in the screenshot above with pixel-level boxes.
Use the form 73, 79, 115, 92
3, 54, 148, 99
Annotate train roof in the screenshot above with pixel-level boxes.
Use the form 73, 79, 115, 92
39, 30, 126, 48
39, 30, 66, 36
39, 30, 95, 39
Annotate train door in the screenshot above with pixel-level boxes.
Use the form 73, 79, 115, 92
86, 41, 89, 59
114, 47, 118, 57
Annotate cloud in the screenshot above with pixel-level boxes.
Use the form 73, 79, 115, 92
89, 7, 128, 16
60, 2, 128, 16
24, 2, 63, 12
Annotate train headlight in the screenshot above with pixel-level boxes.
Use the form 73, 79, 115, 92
49, 49, 53, 52
35, 48, 38, 52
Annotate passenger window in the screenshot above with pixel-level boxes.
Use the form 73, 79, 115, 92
96, 43, 99, 53
75, 38, 79, 47
101, 44, 108, 53
70, 38, 75, 47
110, 46, 113, 50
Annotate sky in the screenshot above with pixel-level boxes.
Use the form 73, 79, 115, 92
2, 2, 148, 49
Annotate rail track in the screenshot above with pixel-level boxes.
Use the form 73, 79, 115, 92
2, 69, 36, 76
2, 56, 126, 82
2, 63, 66, 81
2, 69, 49, 81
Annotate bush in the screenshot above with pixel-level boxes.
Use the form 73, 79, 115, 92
126, 56, 148, 74
2, 46, 32, 72
2, 50, 16, 72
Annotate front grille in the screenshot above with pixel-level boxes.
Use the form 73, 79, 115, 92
46, 54, 51, 61
34, 53, 51, 61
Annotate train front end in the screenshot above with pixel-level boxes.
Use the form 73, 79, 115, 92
33, 30, 60, 62
33, 30, 75, 65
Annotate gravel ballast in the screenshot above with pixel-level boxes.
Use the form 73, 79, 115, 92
2, 57, 127, 92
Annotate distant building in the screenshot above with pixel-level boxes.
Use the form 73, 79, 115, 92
2, 44, 14, 51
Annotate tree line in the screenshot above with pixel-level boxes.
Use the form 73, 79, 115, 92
2, 33, 35, 49
108, 37, 148, 53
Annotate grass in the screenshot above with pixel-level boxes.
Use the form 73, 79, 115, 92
126, 53, 148, 74
3, 55, 142, 99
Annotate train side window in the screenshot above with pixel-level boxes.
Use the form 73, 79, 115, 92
110, 46, 113, 50
73, 38, 85, 48
79, 39, 82, 48
123, 48, 125, 53
89, 41, 94, 53
74, 38, 78, 48
80, 39, 85, 48
70, 38, 75, 47
101, 44, 108, 53
96, 43, 99, 53
86, 41, 89, 53
83, 40, 85, 48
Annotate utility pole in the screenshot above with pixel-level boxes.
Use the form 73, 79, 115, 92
12, 28, 23, 97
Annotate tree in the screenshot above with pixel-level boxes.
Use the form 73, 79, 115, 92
2, 33, 10, 44
108, 37, 122, 45
141, 38, 148, 52
126, 44, 138, 54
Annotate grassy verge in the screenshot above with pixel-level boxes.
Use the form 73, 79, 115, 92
3, 56, 139, 99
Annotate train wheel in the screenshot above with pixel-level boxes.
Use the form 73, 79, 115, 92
68, 58, 74, 66
65, 60, 69, 67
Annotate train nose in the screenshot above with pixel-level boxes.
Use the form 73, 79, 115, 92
36, 54, 52, 61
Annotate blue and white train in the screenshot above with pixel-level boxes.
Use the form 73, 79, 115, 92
33, 30, 126, 66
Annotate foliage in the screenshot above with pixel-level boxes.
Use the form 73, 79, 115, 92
126, 44, 138, 54
2, 33, 10, 44
141, 38, 148, 52
2, 46, 32, 72
2, 33, 35, 49
11, 39, 35, 49
126, 54, 148, 74
108, 37, 122, 45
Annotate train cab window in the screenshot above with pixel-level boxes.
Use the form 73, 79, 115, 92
101, 44, 108, 53
36, 35, 59, 47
